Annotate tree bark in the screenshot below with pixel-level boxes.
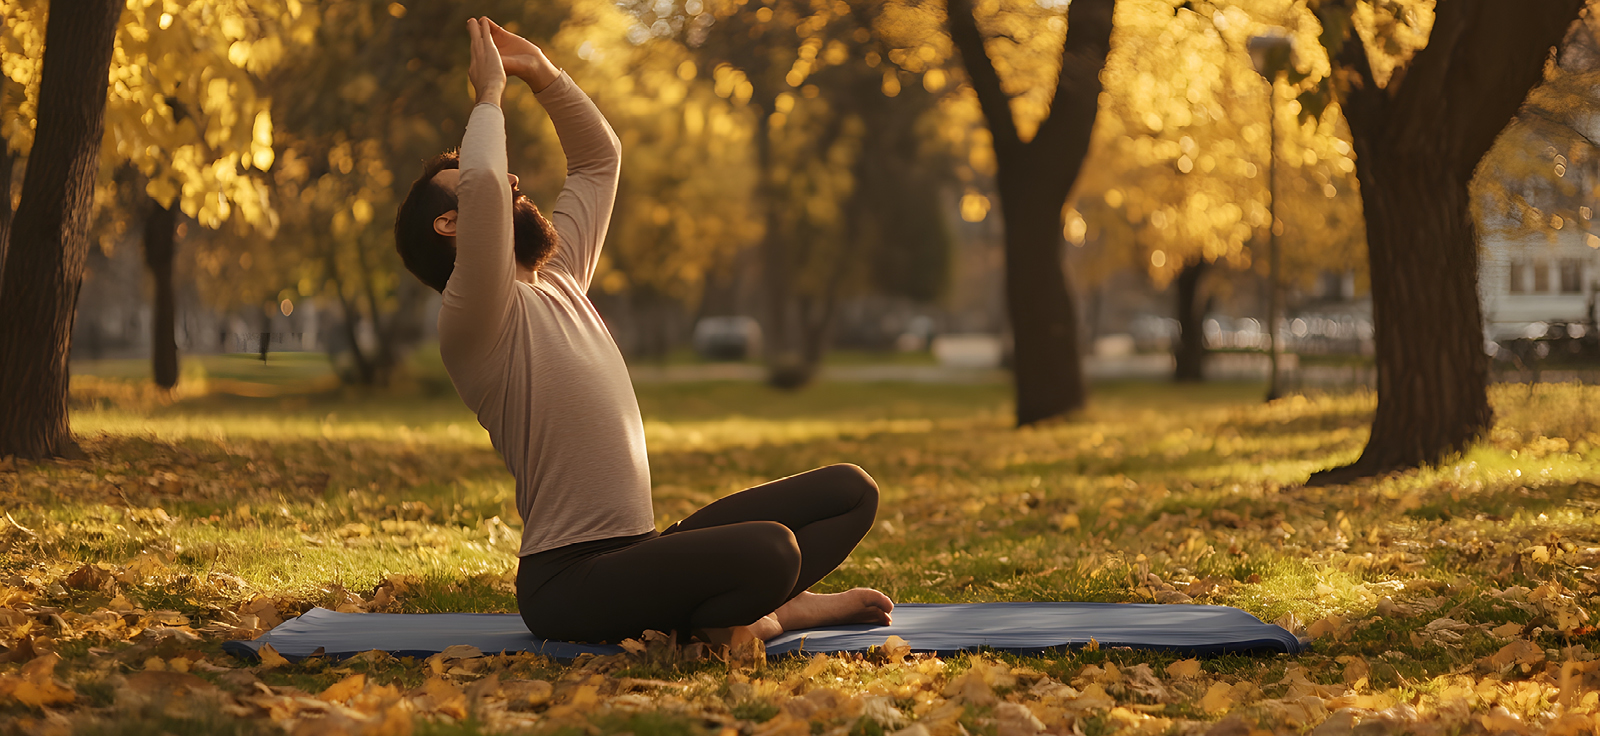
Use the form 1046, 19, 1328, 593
142, 197, 180, 389
0, 75, 14, 277
325, 252, 376, 385
949, 0, 1113, 425
752, 104, 805, 388
1001, 185, 1088, 423
1309, 0, 1583, 484
0, 0, 122, 459
1173, 258, 1209, 383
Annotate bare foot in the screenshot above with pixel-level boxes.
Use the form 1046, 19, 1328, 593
774, 589, 894, 631
695, 614, 784, 646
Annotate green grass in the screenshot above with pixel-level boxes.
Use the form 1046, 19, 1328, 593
5, 370, 1600, 733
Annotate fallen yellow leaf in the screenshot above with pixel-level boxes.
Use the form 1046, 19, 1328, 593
881, 635, 911, 664
800, 653, 830, 679
1200, 681, 1235, 713
1067, 682, 1115, 711
943, 668, 997, 706
1165, 659, 1201, 678
1337, 655, 1370, 685
1481, 706, 1528, 735
319, 673, 366, 703
257, 643, 289, 669
1488, 640, 1545, 670
8, 677, 77, 708
1307, 615, 1344, 640
3, 653, 74, 708
1491, 622, 1524, 638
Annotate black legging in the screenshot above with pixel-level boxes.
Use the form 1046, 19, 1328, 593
516, 464, 879, 643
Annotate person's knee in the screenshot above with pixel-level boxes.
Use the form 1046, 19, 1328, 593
742, 521, 801, 599
824, 463, 879, 509
748, 520, 801, 568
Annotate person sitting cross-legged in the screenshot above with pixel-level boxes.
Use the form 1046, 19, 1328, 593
391, 16, 894, 648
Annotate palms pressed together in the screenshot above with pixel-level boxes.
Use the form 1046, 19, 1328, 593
483, 18, 551, 82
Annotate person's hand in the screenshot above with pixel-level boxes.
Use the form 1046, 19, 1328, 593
467, 17, 507, 106
485, 17, 560, 92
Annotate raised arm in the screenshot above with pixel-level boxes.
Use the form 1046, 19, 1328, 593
488, 19, 621, 291
438, 18, 515, 365
537, 75, 622, 290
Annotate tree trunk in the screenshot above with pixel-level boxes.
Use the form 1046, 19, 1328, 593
949, 0, 1112, 426
1173, 258, 1208, 382
0, 0, 122, 460
0, 75, 14, 276
1318, 155, 1490, 480
142, 196, 180, 389
373, 275, 432, 385
753, 107, 806, 388
258, 306, 271, 363
1309, 0, 1582, 483
1000, 184, 1087, 424
325, 251, 376, 384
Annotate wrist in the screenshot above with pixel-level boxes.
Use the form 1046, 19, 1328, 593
476, 84, 505, 107
521, 61, 561, 93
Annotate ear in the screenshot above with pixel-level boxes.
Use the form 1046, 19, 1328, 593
433, 209, 458, 236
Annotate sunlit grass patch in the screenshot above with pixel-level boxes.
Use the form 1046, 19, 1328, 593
6, 378, 1600, 733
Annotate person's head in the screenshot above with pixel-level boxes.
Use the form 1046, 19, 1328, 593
394, 151, 560, 292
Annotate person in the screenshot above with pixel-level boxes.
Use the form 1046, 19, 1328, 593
392, 17, 894, 647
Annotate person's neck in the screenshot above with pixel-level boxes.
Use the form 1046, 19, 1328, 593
517, 264, 537, 285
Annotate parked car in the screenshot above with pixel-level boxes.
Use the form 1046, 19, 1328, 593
692, 316, 763, 361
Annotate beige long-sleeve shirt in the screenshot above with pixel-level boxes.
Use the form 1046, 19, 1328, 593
438, 72, 654, 557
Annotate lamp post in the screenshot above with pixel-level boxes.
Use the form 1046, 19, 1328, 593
1248, 30, 1293, 402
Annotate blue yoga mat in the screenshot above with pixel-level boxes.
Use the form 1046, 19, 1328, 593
221, 602, 1306, 661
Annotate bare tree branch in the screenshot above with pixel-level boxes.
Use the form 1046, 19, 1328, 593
947, 0, 1021, 152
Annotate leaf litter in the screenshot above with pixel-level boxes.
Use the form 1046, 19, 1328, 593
2, 382, 1600, 733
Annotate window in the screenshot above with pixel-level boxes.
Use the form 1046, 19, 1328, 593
1533, 259, 1551, 293
1510, 261, 1527, 293
1561, 258, 1584, 294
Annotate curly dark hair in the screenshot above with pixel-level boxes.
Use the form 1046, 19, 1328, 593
394, 152, 461, 293
393, 152, 560, 293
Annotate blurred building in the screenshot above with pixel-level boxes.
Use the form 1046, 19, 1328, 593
1480, 229, 1597, 343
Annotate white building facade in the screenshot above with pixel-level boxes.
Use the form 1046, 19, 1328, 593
1479, 228, 1597, 342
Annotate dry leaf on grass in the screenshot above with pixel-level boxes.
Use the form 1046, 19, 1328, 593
501, 679, 554, 710
1068, 682, 1116, 711
1165, 659, 1201, 678
1491, 622, 1524, 639
880, 635, 911, 664
1200, 681, 1241, 714
0, 653, 76, 708
256, 643, 290, 669
1337, 655, 1370, 685
318, 673, 366, 703
1486, 640, 1546, 671
439, 644, 482, 659
943, 668, 997, 706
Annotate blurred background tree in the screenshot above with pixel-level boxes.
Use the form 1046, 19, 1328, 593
1073, 0, 1364, 383
945, 0, 1114, 425
624, 0, 963, 388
